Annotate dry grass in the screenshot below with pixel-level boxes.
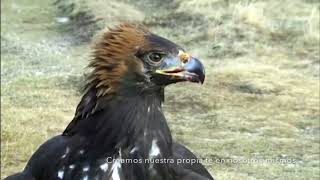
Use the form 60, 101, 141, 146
1, 0, 319, 179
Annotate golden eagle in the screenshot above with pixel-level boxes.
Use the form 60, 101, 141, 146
6, 23, 213, 180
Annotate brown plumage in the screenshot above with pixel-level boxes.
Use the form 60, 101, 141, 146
5, 23, 213, 180
88, 23, 149, 96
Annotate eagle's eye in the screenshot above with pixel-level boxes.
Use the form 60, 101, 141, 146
147, 52, 165, 64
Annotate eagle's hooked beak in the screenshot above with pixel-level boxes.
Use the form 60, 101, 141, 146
155, 51, 205, 84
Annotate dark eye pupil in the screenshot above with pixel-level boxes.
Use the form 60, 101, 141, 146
149, 53, 162, 62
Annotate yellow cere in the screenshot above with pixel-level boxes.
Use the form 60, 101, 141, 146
178, 50, 191, 63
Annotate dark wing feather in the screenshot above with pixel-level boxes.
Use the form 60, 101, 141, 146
171, 142, 214, 180
4, 135, 69, 180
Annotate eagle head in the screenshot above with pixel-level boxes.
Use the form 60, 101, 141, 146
89, 23, 205, 97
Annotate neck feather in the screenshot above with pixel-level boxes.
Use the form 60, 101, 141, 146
63, 85, 172, 156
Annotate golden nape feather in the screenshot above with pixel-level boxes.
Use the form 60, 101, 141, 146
88, 23, 150, 96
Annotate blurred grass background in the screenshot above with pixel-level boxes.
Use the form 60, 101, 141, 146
1, 0, 319, 179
